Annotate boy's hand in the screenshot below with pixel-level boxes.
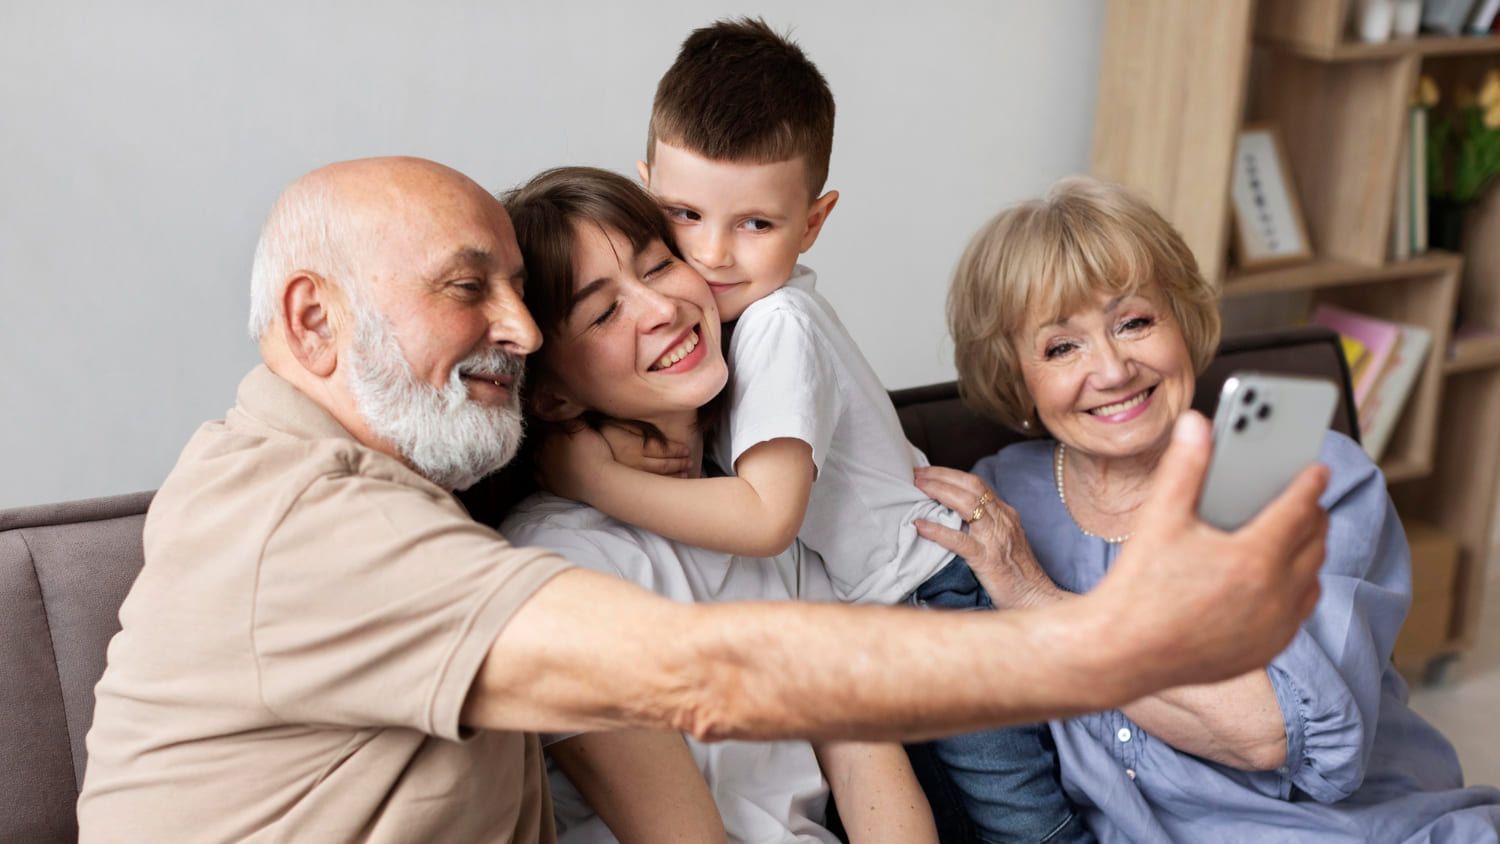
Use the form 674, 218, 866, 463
535, 425, 616, 504
600, 422, 694, 478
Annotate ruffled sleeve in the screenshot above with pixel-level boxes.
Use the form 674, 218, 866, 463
1265, 432, 1412, 802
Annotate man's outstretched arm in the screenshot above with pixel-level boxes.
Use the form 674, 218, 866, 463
462, 413, 1329, 743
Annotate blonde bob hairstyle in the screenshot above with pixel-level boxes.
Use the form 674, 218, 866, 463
948, 176, 1221, 434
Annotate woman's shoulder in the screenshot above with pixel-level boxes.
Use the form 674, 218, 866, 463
501, 493, 624, 549
1316, 429, 1385, 508
970, 439, 1056, 500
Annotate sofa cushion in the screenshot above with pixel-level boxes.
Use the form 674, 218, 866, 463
0, 491, 152, 843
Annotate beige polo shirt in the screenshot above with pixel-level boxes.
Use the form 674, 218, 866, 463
77, 366, 571, 843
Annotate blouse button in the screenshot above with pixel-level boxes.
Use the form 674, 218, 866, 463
1117, 727, 1132, 743
1126, 768, 1137, 780
1277, 766, 1289, 775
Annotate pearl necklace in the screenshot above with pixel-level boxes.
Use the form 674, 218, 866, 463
1053, 442, 1132, 544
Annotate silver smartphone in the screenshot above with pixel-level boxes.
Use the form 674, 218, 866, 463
1197, 372, 1338, 530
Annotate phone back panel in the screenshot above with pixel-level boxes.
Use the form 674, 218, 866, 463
1198, 373, 1338, 531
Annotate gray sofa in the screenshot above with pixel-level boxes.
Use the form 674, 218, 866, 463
0, 327, 1354, 842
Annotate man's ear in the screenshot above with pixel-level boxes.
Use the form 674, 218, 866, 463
635, 159, 651, 187
529, 379, 588, 423
281, 273, 341, 377
799, 189, 840, 253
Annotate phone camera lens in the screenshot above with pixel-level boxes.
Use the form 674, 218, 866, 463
1233, 416, 1248, 433
1243, 388, 1258, 405
1257, 404, 1272, 420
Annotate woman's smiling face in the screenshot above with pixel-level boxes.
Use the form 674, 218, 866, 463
538, 221, 727, 426
1015, 285, 1196, 461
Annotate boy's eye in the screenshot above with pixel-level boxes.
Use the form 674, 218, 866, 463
665, 207, 700, 223
742, 218, 773, 232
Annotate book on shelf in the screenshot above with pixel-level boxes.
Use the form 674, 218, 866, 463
1312, 305, 1432, 462
1469, 0, 1500, 33
1363, 324, 1432, 461
1389, 105, 1429, 260
1424, 0, 1476, 34
1392, 110, 1412, 261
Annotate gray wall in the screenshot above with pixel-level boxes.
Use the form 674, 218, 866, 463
0, 1, 1105, 508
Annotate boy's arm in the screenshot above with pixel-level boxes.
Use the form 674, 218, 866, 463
549, 730, 726, 843
814, 741, 938, 844
541, 425, 815, 558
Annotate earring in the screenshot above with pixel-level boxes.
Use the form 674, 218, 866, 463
1020, 418, 1031, 431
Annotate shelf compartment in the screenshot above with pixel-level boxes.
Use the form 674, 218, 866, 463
1392, 366, 1500, 653
1446, 332, 1500, 374
1223, 252, 1462, 297
1261, 34, 1500, 63
1256, 0, 1500, 62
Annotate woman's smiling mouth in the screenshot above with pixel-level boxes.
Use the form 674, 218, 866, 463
1086, 386, 1156, 422
648, 325, 705, 372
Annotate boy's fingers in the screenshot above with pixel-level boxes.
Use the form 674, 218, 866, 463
1137, 412, 1213, 529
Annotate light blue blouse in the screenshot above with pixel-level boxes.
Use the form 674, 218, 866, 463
978, 431, 1500, 843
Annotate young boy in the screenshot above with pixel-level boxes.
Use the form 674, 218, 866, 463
545, 18, 1092, 843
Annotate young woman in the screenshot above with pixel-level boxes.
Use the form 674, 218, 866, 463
496, 166, 939, 844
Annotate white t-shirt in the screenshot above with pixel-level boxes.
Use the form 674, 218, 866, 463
502, 492, 840, 844
717, 265, 962, 604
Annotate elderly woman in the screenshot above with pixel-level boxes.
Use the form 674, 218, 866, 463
495, 166, 938, 844
923, 176, 1500, 842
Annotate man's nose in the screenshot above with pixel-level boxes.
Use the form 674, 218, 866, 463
486, 284, 542, 355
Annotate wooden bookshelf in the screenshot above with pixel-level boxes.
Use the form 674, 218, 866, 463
1261, 34, 1500, 62
1094, 0, 1500, 680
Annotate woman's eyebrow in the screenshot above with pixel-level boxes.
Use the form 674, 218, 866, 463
569, 277, 610, 312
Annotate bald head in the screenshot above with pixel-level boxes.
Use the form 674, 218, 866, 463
242, 157, 540, 489
247, 156, 501, 342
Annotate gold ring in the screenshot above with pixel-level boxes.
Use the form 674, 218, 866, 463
967, 491, 993, 523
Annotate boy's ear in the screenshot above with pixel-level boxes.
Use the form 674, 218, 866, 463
799, 190, 840, 253
529, 379, 589, 423
635, 160, 651, 187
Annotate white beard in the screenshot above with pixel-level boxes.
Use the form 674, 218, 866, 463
345, 303, 525, 491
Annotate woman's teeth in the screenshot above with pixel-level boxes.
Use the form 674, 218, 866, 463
650, 329, 699, 371
1089, 389, 1152, 416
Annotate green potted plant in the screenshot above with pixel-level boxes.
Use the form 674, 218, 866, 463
1426, 70, 1500, 251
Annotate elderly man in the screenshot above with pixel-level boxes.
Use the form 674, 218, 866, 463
78, 157, 1329, 842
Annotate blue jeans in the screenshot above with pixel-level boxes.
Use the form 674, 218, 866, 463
910, 556, 1094, 844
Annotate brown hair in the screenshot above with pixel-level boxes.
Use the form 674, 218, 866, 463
501, 166, 708, 445
502, 166, 680, 337
647, 17, 835, 196
948, 176, 1221, 433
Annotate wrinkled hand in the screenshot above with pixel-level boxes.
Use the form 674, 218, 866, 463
1093, 412, 1329, 698
914, 466, 1060, 610
600, 422, 694, 478
535, 424, 615, 504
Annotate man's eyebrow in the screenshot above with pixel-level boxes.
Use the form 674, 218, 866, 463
433, 246, 494, 276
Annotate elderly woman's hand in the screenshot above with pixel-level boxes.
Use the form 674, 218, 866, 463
914, 466, 1064, 610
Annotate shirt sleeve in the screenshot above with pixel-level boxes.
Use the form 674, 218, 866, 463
724, 302, 844, 472
252, 471, 571, 740
1264, 433, 1412, 802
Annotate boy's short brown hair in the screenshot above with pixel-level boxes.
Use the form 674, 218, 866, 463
948, 176, 1221, 433
647, 17, 835, 197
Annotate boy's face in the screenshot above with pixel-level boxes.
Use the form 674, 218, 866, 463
640, 141, 838, 321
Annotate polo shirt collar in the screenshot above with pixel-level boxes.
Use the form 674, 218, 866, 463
234, 365, 361, 443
